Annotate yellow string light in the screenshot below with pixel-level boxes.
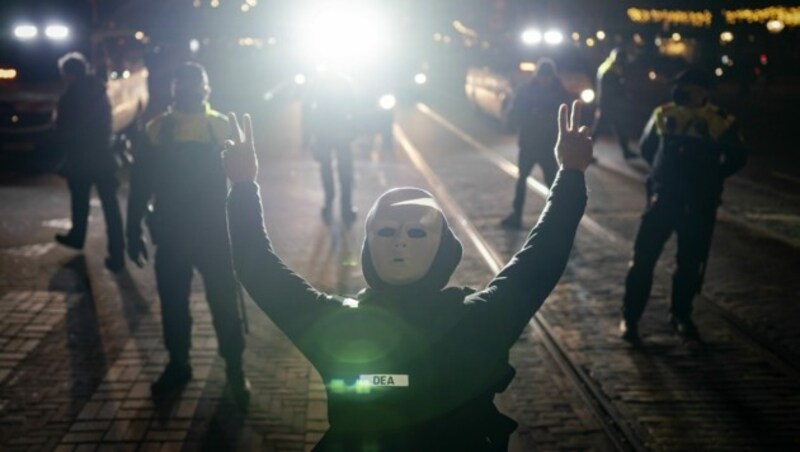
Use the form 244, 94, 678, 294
723, 7, 800, 27
627, 8, 713, 27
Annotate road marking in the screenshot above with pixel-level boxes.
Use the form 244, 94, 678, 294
2, 242, 56, 258
42, 218, 72, 229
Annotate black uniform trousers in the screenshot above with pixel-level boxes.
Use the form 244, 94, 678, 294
511, 144, 558, 216
623, 195, 717, 323
154, 228, 244, 366
66, 174, 124, 259
592, 110, 632, 156
314, 140, 353, 213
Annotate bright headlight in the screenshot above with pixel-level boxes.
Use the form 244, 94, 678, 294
414, 73, 427, 85
521, 29, 542, 46
544, 30, 563, 45
298, 5, 388, 67
294, 73, 306, 85
45, 24, 69, 40
580, 89, 596, 103
14, 24, 38, 40
379, 94, 396, 110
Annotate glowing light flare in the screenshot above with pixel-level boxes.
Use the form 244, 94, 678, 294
715, 68, 724, 77
294, 74, 306, 85
241, 4, 250, 12
0, 68, 18, 80
378, 94, 396, 110
571, 32, 580, 41
760, 54, 768, 65
135, 31, 145, 40
210, 0, 220, 8
596, 30, 606, 41
414, 73, 427, 85
585, 38, 595, 47
544, 30, 564, 45
521, 29, 542, 45
298, 6, 389, 67
189, 39, 200, 53
767, 19, 785, 33
671, 32, 681, 41
648, 70, 657, 80
580, 89, 595, 103
518, 62, 536, 73
45, 25, 69, 40
633, 33, 644, 45
720, 31, 734, 43
14, 24, 37, 39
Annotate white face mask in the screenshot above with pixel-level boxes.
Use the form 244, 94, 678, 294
367, 197, 444, 285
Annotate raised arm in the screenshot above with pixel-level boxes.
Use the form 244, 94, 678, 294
223, 113, 338, 345
465, 101, 591, 348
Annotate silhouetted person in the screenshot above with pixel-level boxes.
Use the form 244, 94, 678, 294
126, 63, 250, 407
54, 52, 124, 272
306, 72, 357, 225
592, 48, 635, 160
501, 58, 572, 229
621, 69, 747, 342
222, 101, 593, 450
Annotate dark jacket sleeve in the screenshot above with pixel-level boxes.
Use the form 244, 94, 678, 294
227, 181, 339, 346
463, 169, 587, 349
639, 111, 660, 166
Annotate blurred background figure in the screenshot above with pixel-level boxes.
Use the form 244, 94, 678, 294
621, 69, 747, 343
305, 71, 358, 225
500, 58, 571, 229
592, 48, 636, 160
53, 52, 125, 272
126, 62, 250, 407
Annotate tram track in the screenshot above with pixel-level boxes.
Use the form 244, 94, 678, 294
411, 102, 800, 382
394, 125, 647, 452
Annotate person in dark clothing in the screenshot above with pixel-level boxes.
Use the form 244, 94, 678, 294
621, 69, 747, 342
222, 101, 593, 450
54, 52, 125, 272
306, 72, 358, 225
126, 63, 250, 407
592, 48, 636, 160
501, 58, 572, 229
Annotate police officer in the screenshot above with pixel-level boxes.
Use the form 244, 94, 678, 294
54, 52, 125, 272
592, 48, 636, 160
306, 71, 358, 225
621, 69, 747, 342
501, 58, 572, 229
223, 101, 593, 450
126, 63, 249, 406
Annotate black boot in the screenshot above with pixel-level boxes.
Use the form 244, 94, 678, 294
151, 361, 192, 395
619, 319, 640, 343
500, 212, 522, 229
669, 315, 702, 342
226, 365, 251, 410
105, 255, 125, 273
55, 233, 84, 250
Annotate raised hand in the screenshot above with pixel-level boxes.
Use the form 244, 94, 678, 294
555, 100, 594, 172
223, 112, 259, 184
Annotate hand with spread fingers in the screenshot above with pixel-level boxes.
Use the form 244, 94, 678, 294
555, 100, 594, 172
223, 112, 259, 184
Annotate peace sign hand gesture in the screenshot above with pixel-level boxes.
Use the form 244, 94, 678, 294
555, 100, 594, 172
223, 112, 258, 184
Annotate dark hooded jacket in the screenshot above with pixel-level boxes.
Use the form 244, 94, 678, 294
227, 171, 587, 451
55, 74, 115, 178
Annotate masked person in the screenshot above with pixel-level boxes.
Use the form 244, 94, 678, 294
306, 72, 358, 225
621, 69, 747, 342
54, 52, 125, 272
223, 101, 593, 450
501, 58, 572, 229
591, 48, 636, 160
126, 63, 249, 406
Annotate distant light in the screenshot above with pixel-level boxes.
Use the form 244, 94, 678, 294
45, 25, 69, 40
11, 115, 19, 123
721, 55, 733, 66
518, 61, 536, 72
580, 89, 596, 103
654, 37, 662, 46
189, 39, 200, 53
433, 33, 442, 41
715, 67, 723, 77
760, 54, 768, 65
521, 29, 542, 45
14, 24, 38, 40
135, 31, 145, 40
122, 70, 131, 79
210, 0, 220, 8
0, 68, 17, 80
720, 31, 734, 43
378, 94, 396, 110
671, 32, 681, 42
586, 37, 595, 47
294, 74, 306, 85
633, 33, 644, 45
193, 0, 201, 7
596, 30, 606, 41
110, 71, 119, 80
571, 32, 580, 41
648, 70, 657, 80
414, 73, 427, 85
245, 0, 257, 6
766, 20, 785, 34
544, 30, 564, 45
442, 35, 452, 44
